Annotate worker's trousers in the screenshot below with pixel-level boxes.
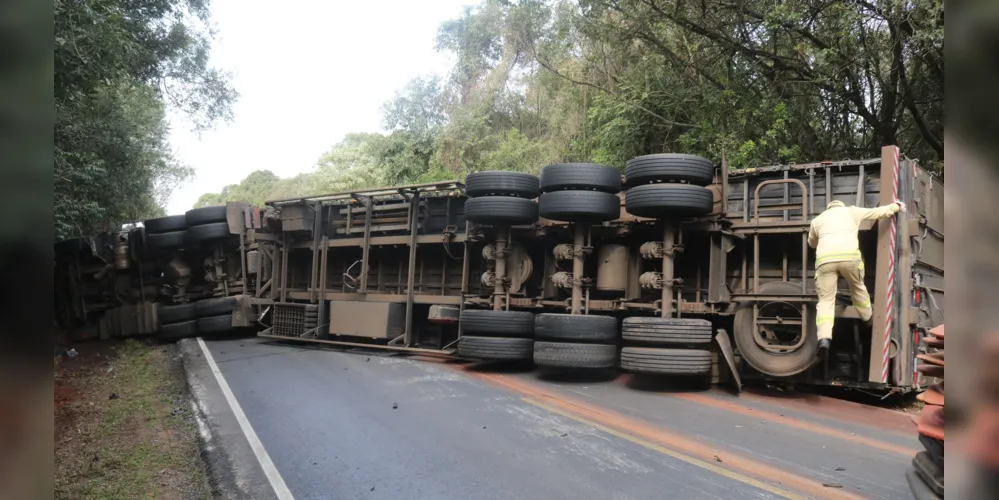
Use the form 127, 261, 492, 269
814, 259, 872, 341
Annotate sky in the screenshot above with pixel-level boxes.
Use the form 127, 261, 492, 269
165, 0, 473, 214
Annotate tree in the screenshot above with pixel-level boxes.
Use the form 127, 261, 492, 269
191, 0, 943, 203
54, 0, 237, 240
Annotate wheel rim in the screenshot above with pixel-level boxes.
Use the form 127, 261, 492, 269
752, 300, 807, 353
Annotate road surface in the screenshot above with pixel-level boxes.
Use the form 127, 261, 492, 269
181, 337, 918, 500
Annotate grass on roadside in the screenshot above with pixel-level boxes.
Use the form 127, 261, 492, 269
55, 339, 212, 499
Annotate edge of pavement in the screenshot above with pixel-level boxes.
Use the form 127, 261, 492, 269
179, 338, 281, 500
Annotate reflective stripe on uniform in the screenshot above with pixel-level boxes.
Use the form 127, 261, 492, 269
815, 251, 862, 267
855, 299, 871, 308
815, 316, 835, 325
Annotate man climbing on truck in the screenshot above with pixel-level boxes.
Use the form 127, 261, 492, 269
808, 198, 905, 358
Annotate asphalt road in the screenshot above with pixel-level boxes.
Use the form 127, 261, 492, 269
183, 337, 918, 500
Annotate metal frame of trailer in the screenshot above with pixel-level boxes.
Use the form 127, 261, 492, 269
243, 147, 941, 393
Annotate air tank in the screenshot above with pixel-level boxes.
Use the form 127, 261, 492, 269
596, 244, 628, 292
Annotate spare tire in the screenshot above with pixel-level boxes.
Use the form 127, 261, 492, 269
465, 196, 539, 226
539, 191, 620, 223
732, 281, 818, 377
186, 222, 231, 243
459, 309, 534, 337
625, 154, 715, 187
458, 336, 534, 360
535, 314, 618, 342
147, 230, 185, 250
625, 184, 713, 218
533, 342, 617, 369
143, 215, 187, 234
465, 171, 540, 199
620, 347, 712, 375
186, 206, 228, 226
540, 163, 621, 193
621, 317, 713, 345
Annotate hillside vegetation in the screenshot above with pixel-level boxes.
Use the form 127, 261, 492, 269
54, 0, 237, 238
219, 1, 943, 208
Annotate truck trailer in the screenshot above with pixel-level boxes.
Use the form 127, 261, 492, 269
54, 146, 943, 394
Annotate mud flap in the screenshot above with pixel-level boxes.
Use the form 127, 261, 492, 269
715, 329, 742, 393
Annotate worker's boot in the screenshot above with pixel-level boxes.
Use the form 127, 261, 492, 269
816, 338, 831, 360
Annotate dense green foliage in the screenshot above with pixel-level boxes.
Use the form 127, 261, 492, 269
54, 0, 236, 239
198, 0, 943, 206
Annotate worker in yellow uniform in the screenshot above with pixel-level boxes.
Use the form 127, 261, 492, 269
807, 199, 905, 358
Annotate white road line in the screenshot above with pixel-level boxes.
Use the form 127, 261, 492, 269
197, 337, 295, 500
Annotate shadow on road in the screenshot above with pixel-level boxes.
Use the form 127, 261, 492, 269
535, 368, 620, 385
462, 360, 536, 374
624, 373, 713, 393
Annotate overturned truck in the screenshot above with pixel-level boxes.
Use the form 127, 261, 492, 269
55, 146, 943, 394
257, 145, 942, 393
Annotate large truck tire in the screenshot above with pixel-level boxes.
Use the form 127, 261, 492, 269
185, 222, 231, 243
539, 163, 621, 193
157, 320, 198, 342
620, 347, 712, 375
732, 281, 818, 377
458, 336, 534, 360
465, 171, 540, 199
621, 317, 713, 345
194, 296, 239, 317
459, 309, 534, 337
538, 191, 620, 223
159, 303, 196, 324
625, 154, 714, 187
147, 230, 185, 250
534, 313, 618, 342
465, 196, 539, 226
625, 184, 713, 218
197, 314, 234, 334
143, 214, 187, 234
533, 342, 617, 369
186, 206, 228, 226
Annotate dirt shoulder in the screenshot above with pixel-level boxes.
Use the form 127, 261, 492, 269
55, 339, 213, 499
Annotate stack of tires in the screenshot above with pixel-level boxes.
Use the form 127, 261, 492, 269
534, 314, 618, 370
156, 296, 243, 342
157, 302, 198, 342
538, 163, 621, 224
457, 310, 535, 361
620, 317, 714, 381
184, 206, 232, 244
534, 163, 623, 370
143, 214, 188, 253
623, 154, 714, 219
463, 171, 540, 226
